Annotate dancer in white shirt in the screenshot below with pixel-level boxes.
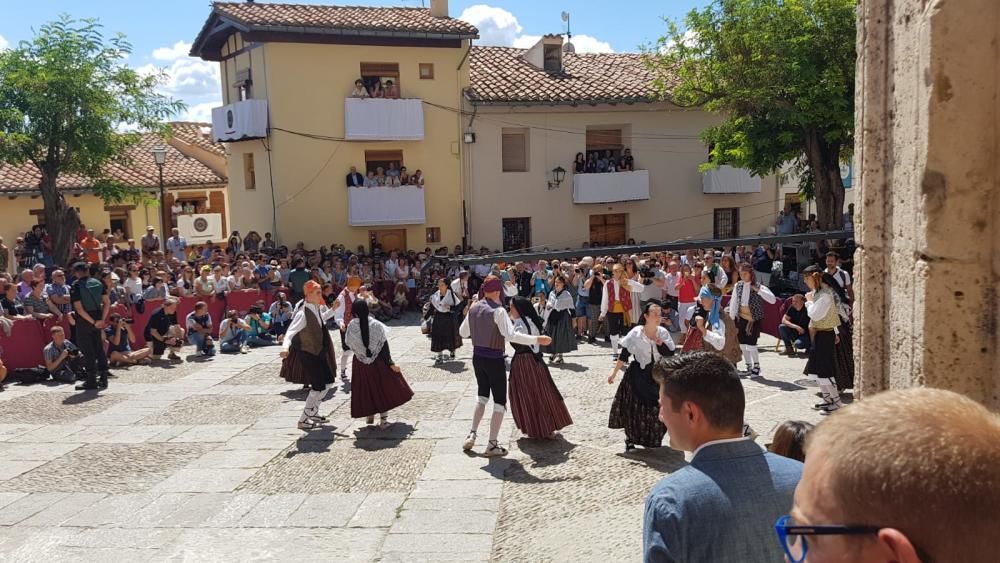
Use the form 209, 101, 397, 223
728, 263, 776, 377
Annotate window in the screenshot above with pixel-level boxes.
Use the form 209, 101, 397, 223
543, 44, 562, 72
233, 68, 252, 101
502, 218, 531, 252
586, 128, 624, 164
425, 227, 441, 244
589, 213, 627, 246
243, 153, 256, 190
365, 150, 404, 175
105, 206, 135, 239
360, 62, 400, 97
501, 129, 528, 172
713, 208, 740, 239
419, 63, 435, 79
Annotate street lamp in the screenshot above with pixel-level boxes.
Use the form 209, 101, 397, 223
151, 146, 168, 252
547, 165, 566, 190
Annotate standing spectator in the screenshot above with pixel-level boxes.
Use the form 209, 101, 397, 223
752, 245, 775, 288
146, 298, 184, 361
779, 294, 811, 355
383, 79, 399, 98
346, 166, 365, 187
121, 239, 140, 263
350, 79, 369, 98
287, 258, 310, 303
43, 326, 84, 383
141, 226, 160, 261
776, 203, 799, 235
103, 314, 153, 366
69, 262, 111, 391
824, 251, 853, 303
0, 237, 8, 274
80, 229, 102, 265
185, 301, 215, 356
644, 352, 802, 563
170, 199, 183, 227
227, 231, 242, 255
261, 232, 276, 255
219, 309, 251, 354
46, 269, 73, 316
166, 228, 187, 262
767, 420, 814, 463
619, 148, 635, 171
784, 388, 1000, 563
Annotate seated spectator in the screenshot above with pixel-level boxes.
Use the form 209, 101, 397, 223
146, 298, 184, 361
245, 303, 276, 347
185, 301, 215, 357
767, 420, 814, 463
211, 265, 230, 298
383, 79, 399, 98
619, 148, 635, 171
393, 282, 409, 315
785, 388, 1000, 563
144, 276, 168, 301
0, 357, 6, 392
350, 79, 371, 98
219, 309, 251, 354
194, 265, 215, 298
16, 269, 33, 299
644, 352, 802, 563
23, 280, 59, 320
122, 239, 140, 263
100, 270, 125, 306
268, 293, 293, 340
43, 326, 84, 383
779, 294, 811, 356
0, 282, 30, 320
46, 269, 73, 317
104, 313, 152, 366
123, 266, 144, 305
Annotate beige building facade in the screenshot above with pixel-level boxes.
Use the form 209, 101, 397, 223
463, 40, 779, 252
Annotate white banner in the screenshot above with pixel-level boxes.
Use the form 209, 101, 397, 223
344, 98, 424, 141
701, 165, 762, 194
572, 170, 651, 204
348, 186, 426, 226
178, 213, 223, 244
212, 99, 268, 142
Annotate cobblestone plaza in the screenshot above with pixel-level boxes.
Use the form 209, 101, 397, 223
0, 316, 827, 561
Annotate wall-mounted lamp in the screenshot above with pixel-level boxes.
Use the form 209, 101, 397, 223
547, 165, 566, 189
463, 132, 476, 144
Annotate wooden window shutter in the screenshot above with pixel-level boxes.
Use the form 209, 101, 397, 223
501, 131, 527, 172
586, 129, 623, 150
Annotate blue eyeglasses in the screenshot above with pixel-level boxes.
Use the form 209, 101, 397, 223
774, 515, 881, 562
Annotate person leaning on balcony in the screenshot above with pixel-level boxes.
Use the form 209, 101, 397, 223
383, 80, 399, 99
347, 166, 365, 188
574, 152, 586, 173
585, 153, 598, 173
350, 79, 369, 98
371, 81, 384, 98
620, 148, 635, 171
364, 170, 378, 188
399, 167, 410, 186
411, 169, 425, 187
374, 167, 387, 186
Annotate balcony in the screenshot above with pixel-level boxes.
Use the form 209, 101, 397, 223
348, 185, 426, 226
344, 98, 424, 141
702, 165, 761, 194
211, 99, 268, 142
572, 170, 650, 204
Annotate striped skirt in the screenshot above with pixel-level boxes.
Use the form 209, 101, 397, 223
508, 352, 573, 439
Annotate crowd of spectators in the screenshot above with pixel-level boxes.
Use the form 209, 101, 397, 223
346, 163, 425, 188
350, 77, 401, 99
573, 148, 636, 174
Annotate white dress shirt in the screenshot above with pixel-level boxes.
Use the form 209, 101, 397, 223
727, 281, 777, 319
430, 290, 458, 313
281, 302, 336, 352
600, 278, 646, 316
459, 303, 543, 347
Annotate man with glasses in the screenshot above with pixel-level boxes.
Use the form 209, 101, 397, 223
643, 352, 802, 562
777, 387, 1000, 563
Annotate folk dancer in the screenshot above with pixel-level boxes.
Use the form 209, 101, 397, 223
728, 263, 777, 377
429, 278, 462, 364
459, 276, 551, 456
344, 300, 413, 429
333, 276, 363, 382
507, 297, 573, 439
280, 280, 340, 431
803, 267, 847, 414
682, 285, 742, 366
599, 264, 646, 361
542, 274, 577, 364
608, 303, 675, 452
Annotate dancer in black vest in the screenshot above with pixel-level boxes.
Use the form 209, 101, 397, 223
280, 280, 339, 431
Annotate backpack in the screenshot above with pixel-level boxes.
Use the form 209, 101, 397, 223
11, 367, 50, 385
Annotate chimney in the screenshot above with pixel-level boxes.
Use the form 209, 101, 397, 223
430, 0, 448, 18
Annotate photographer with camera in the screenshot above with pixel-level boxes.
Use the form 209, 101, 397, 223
146, 298, 185, 361
104, 313, 152, 366
245, 301, 276, 347
219, 309, 252, 354
185, 301, 215, 357
43, 325, 86, 384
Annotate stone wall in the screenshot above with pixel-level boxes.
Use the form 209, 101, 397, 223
854, 0, 999, 409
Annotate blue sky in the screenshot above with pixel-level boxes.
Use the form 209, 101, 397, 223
0, 1, 709, 121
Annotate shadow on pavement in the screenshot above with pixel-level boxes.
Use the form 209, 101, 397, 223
352, 422, 416, 449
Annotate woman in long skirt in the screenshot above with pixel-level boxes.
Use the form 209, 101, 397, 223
822, 271, 855, 392
429, 278, 461, 364
608, 302, 675, 453
728, 263, 776, 377
543, 275, 577, 364
345, 300, 413, 429
802, 267, 845, 414
507, 297, 573, 439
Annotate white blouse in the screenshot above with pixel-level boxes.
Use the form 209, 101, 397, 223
600, 278, 646, 316
727, 281, 777, 318
430, 290, 458, 313
512, 317, 543, 353
281, 302, 336, 352
620, 325, 676, 368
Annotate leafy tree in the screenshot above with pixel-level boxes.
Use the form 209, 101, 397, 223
0, 16, 183, 264
647, 0, 856, 230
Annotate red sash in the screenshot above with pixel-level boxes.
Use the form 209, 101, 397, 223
343, 291, 354, 324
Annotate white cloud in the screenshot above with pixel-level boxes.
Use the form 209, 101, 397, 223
179, 101, 218, 123
459, 4, 614, 53
152, 40, 192, 61
0, 34, 8, 50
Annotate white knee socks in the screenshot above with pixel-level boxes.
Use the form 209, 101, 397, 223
741, 344, 753, 368
748, 346, 760, 368
340, 350, 353, 375
300, 388, 325, 422
488, 403, 506, 442
818, 379, 842, 405
611, 334, 620, 357
471, 396, 488, 434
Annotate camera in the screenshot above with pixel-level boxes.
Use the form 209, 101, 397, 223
639, 265, 655, 286
68, 349, 80, 357
124, 318, 134, 324
248, 305, 263, 316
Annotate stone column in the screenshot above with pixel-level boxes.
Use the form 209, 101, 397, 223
855, 0, 999, 409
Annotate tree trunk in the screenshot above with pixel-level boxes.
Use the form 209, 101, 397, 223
803, 130, 846, 230
39, 169, 81, 266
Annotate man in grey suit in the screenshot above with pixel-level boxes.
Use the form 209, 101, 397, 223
643, 352, 802, 562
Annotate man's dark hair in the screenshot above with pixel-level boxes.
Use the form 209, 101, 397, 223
825, 251, 840, 260
653, 352, 745, 432
72, 262, 89, 273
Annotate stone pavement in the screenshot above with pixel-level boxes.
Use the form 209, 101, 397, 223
0, 315, 831, 562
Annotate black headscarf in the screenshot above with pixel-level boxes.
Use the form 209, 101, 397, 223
511, 296, 544, 334
352, 299, 373, 357
821, 272, 849, 305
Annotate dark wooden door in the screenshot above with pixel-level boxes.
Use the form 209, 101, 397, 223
589, 213, 627, 246
371, 229, 407, 253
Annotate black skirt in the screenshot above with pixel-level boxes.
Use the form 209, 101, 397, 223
833, 323, 855, 391
544, 309, 578, 354
430, 311, 461, 352
735, 316, 762, 345
608, 361, 666, 448
804, 330, 837, 380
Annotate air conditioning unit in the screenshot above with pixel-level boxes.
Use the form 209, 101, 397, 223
211, 99, 268, 142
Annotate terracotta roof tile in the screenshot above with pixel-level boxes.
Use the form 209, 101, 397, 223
0, 131, 225, 194
213, 2, 479, 38
468, 46, 666, 105
169, 122, 225, 158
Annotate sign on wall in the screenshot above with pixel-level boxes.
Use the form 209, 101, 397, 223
178, 213, 223, 244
